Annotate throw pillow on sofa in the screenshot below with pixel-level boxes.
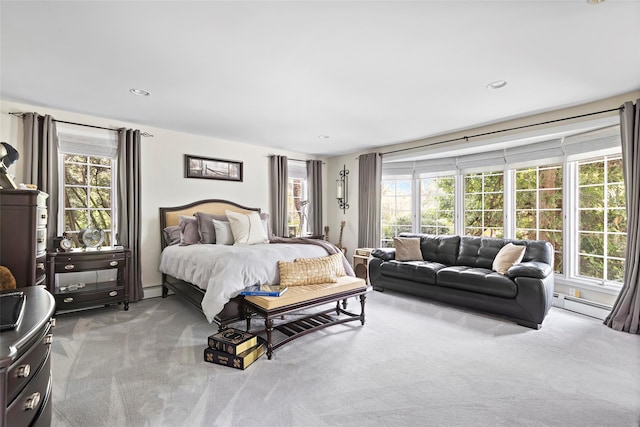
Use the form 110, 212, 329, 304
493, 243, 526, 274
394, 237, 423, 261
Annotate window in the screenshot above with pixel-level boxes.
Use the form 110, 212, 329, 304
464, 171, 504, 237
57, 125, 118, 247
515, 165, 563, 272
381, 178, 412, 247
577, 155, 626, 282
62, 155, 115, 245
420, 176, 454, 235
287, 161, 307, 237
379, 123, 626, 288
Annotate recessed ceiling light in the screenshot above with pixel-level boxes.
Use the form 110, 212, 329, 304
130, 88, 150, 97
487, 80, 507, 90
318, 135, 330, 139
586, 0, 605, 4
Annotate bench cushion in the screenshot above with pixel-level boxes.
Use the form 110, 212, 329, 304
244, 276, 366, 310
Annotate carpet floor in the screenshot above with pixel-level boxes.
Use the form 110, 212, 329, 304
50, 290, 640, 427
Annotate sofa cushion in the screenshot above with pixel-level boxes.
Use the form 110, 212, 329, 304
394, 237, 423, 261
493, 243, 526, 274
399, 233, 460, 265
380, 260, 445, 285
436, 266, 518, 298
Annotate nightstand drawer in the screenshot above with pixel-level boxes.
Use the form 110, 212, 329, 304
53, 256, 126, 273
6, 351, 51, 427
6, 323, 52, 403
55, 286, 125, 310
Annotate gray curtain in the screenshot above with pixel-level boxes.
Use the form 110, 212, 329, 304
117, 128, 144, 302
23, 113, 59, 248
605, 99, 640, 334
358, 153, 381, 248
306, 160, 322, 236
269, 155, 288, 237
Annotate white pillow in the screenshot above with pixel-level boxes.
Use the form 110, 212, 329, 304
226, 210, 270, 245
492, 243, 526, 274
212, 219, 234, 245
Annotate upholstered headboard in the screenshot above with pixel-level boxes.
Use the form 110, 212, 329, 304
159, 199, 260, 248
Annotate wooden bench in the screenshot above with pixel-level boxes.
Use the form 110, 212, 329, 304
242, 276, 370, 359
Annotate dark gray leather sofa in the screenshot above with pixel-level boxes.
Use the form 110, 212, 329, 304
368, 233, 555, 329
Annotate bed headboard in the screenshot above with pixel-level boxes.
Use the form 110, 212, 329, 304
159, 199, 260, 248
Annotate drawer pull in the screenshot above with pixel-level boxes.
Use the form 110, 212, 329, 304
63, 297, 74, 303
37, 238, 45, 244
110, 261, 119, 266
44, 334, 53, 345
109, 291, 118, 297
36, 262, 45, 270
24, 392, 41, 411
41, 214, 47, 219
64, 264, 75, 270
17, 364, 31, 378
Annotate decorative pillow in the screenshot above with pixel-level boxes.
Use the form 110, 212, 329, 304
260, 212, 272, 239
226, 210, 269, 245
295, 253, 346, 277
394, 237, 423, 261
195, 212, 227, 244
212, 219, 234, 245
162, 225, 181, 246
493, 243, 526, 274
278, 257, 338, 286
178, 215, 200, 245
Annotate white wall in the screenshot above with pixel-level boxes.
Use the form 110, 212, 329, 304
1, 100, 324, 290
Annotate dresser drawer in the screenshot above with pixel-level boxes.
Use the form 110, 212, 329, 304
53, 255, 126, 273
55, 286, 125, 310
6, 323, 52, 403
6, 350, 51, 427
35, 255, 47, 284
37, 207, 48, 227
36, 227, 47, 255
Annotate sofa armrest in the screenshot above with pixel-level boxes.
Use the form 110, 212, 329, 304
507, 261, 552, 279
371, 248, 395, 261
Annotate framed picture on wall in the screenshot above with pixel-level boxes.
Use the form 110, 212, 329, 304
184, 155, 243, 182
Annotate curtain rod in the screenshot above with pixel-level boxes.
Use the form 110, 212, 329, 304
382, 106, 622, 156
8, 112, 154, 137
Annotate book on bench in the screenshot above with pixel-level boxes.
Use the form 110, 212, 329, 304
240, 284, 288, 297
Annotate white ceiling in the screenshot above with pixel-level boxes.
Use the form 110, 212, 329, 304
1, 1, 639, 157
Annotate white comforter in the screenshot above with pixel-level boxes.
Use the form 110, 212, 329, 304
159, 243, 328, 322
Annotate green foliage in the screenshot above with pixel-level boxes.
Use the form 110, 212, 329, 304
63, 155, 113, 245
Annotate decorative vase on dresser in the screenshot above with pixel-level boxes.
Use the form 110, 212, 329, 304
0, 190, 49, 287
0, 285, 55, 427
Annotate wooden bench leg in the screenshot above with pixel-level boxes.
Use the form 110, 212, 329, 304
265, 318, 274, 360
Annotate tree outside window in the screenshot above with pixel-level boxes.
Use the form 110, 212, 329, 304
578, 156, 626, 282
63, 154, 114, 246
515, 165, 563, 273
420, 176, 454, 235
464, 171, 504, 237
381, 179, 412, 247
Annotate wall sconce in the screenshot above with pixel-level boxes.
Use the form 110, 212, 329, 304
336, 164, 349, 214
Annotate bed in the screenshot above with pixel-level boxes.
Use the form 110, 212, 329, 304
159, 199, 350, 327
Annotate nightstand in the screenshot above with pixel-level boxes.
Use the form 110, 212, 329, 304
46, 247, 130, 312
353, 248, 373, 283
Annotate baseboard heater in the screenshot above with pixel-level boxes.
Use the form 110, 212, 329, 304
552, 293, 612, 320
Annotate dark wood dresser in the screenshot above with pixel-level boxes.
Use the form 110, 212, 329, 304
0, 285, 55, 427
0, 190, 49, 287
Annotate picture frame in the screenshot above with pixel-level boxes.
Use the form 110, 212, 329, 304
184, 155, 243, 182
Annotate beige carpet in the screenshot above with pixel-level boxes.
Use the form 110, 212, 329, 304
50, 290, 640, 427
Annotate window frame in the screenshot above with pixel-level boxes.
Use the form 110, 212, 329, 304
380, 146, 626, 293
